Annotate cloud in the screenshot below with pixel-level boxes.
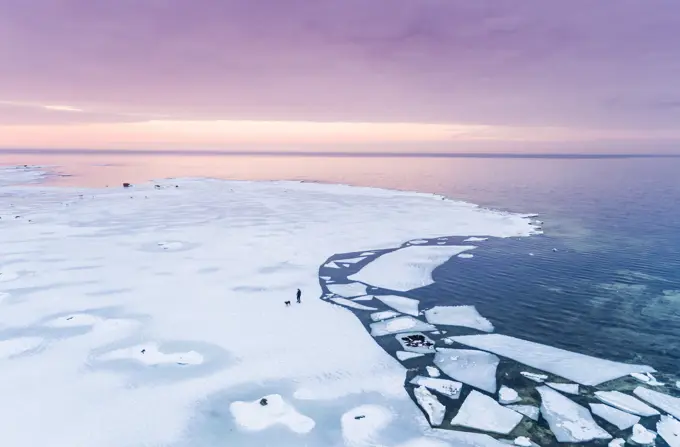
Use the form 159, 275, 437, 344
43, 105, 83, 112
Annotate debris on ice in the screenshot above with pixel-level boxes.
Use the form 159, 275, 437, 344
341, 404, 393, 446
594, 391, 659, 417
396, 333, 436, 354
414, 386, 446, 426
434, 348, 499, 393
230, 394, 315, 433
589, 403, 640, 430
424, 306, 494, 332
536, 386, 611, 443
450, 390, 523, 435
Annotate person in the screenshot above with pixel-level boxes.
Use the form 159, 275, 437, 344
296, 288, 302, 303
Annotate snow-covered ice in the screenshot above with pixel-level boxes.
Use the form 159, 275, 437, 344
634, 386, 680, 419
450, 390, 524, 435
434, 348, 499, 393
341, 405, 393, 447
370, 310, 400, 322
536, 386, 611, 443
348, 245, 477, 292
499, 385, 521, 404
396, 351, 424, 361
506, 405, 539, 421
97, 342, 204, 366
374, 295, 420, 316
330, 297, 378, 311
657, 415, 680, 447
0, 166, 542, 446
326, 282, 368, 298
452, 334, 655, 386
594, 391, 659, 417
424, 306, 494, 332
414, 386, 446, 426
629, 424, 656, 445
0, 337, 43, 360
409, 376, 462, 399
546, 382, 579, 395
370, 316, 437, 337
589, 404, 640, 430
230, 394, 315, 434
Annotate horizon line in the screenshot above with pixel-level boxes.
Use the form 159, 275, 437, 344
1, 148, 680, 159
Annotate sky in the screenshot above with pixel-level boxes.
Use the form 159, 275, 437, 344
1, 0, 680, 152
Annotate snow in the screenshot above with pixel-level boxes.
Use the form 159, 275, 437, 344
0, 337, 43, 359
97, 342, 204, 366
634, 386, 680, 419
0, 166, 540, 447
409, 376, 463, 399
326, 282, 368, 298
536, 386, 611, 443
657, 415, 680, 447
506, 405, 539, 421
370, 316, 437, 337
452, 334, 655, 386
464, 237, 488, 242
499, 385, 521, 404
414, 386, 446, 426
330, 297, 378, 311
370, 310, 400, 321
450, 390, 524, 435
629, 424, 656, 445
229, 394, 315, 434
341, 405, 393, 447
434, 348, 499, 393
520, 371, 547, 383
546, 382, 580, 395
396, 351, 424, 361
424, 306, 494, 333
589, 403, 640, 430
427, 366, 441, 377
348, 245, 477, 292
374, 295, 420, 316
594, 391, 659, 417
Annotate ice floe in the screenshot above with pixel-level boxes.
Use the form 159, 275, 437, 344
326, 282, 368, 298
451, 390, 524, 435
506, 405, 540, 421
410, 376, 462, 399
370, 310, 400, 321
427, 366, 441, 377
499, 385, 521, 404
657, 415, 680, 447
464, 237, 488, 242
458, 253, 474, 259
434, 348, 499, 393
513, 436, 533, 447
348, 245, 476, 292
546, 382, 579, 395
536, 386, 611, 443
631, 372, 664, 386
397, 351, 424, 361
0, 337, 43, 360
230, 394, 315, 434
374, 295, 420, 316
424, 306, 494, 332
520, 371, 548, 383
370, 316, 437, 337
589, 403, 640, 430
452, 333, 655, 386
330, 297, 378, 311
629, 424, 656, 445
97, 343, 203, 366
609, 438, 625, 447
594, 391, 659, 417
634, 386, 680, 419
414, 386, 446, 426
341, 405, 393, 447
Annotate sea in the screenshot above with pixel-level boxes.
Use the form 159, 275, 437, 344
1, 150, 679, 373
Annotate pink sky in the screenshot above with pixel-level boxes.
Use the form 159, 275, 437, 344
1, 0, 680, 152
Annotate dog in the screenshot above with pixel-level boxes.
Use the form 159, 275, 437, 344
284, 301, 291, 306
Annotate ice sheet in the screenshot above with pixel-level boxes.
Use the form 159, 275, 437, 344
634, 386, 680, 419
414, 386, 446, 426
410, 376, 462, 400
374, 295, 420, 316
348, 245, 477, 292
370, 316, 437, 337
452, 334, 655, 386
396, 333, 436, 354
450, 390, 523, 435
657, 415, 680, 447
434, 348, 499, 393
536, 386, 611, 443
425, 306, 494, 332
594, 391, 659, 417
230, 394, 315, 433
0, 166, 541, 447
589, 403, 640, 430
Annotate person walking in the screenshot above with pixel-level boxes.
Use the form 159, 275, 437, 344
296, 288, 302, 303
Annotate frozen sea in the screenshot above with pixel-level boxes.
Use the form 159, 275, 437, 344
1, 150, 679, 446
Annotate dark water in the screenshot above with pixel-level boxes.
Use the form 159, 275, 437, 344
2, 151, 679, 372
